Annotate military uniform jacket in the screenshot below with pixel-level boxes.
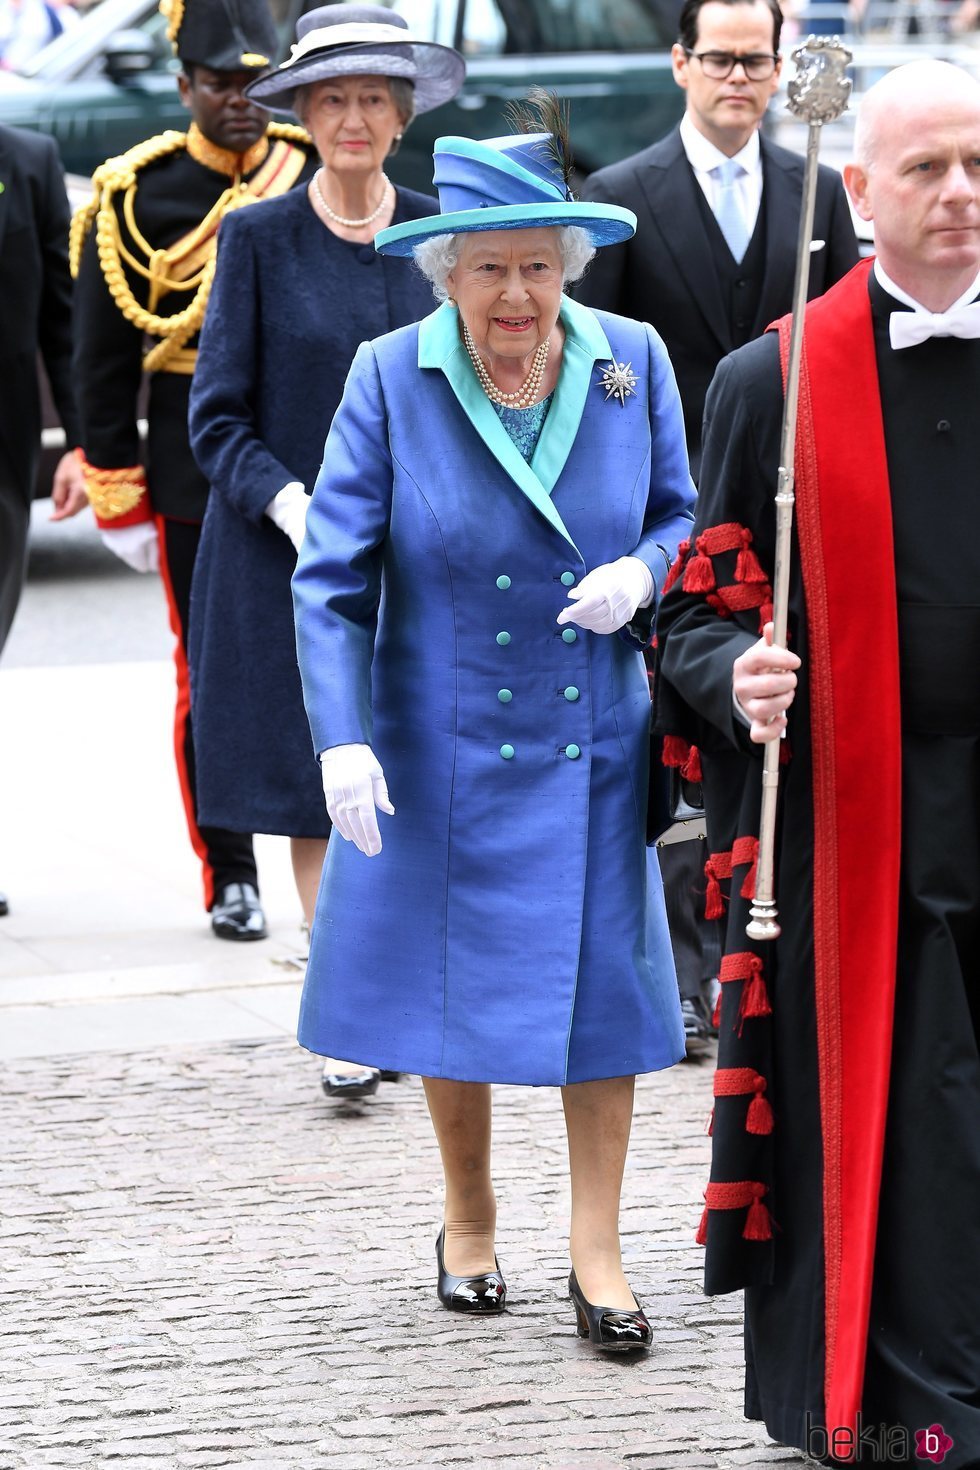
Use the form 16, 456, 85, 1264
292, 297, 695, 1086
73, 125, 315, 526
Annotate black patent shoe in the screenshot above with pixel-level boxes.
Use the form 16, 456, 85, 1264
378, 1070, 402, 1082
568, 1269, 651, 1352
436, 1228, 506, 1313
320, 1063, 380, 1099
211, 882, 267, 941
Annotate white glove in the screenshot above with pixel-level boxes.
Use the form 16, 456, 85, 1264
556, 555, 654, 635
265, 482, 309, 551
99, 522, 159, 574
320, 743, 395, 857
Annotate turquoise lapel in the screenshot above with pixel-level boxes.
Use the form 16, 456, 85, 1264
418, 297, 613, 555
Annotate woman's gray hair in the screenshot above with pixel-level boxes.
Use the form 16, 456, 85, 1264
292, 76, 416, 150
413, 227, 596, 301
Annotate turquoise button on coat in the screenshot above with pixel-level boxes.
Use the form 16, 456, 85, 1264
496, 574, 511, 589
564, 686, 580, 702
500, 744, 515, 759
566, 744, 581, 759
498, 689, 513, 703
293, 297, 694, 1087
560, 570, 576, 586
562, 628, 578, 643
496, 631, 511, 646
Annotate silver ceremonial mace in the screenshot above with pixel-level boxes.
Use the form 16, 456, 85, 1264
746, 37, 852, 943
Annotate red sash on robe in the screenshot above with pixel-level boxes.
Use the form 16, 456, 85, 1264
777, 257, 903, 1457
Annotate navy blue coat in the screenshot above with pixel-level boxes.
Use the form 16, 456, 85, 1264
292, 298, 695, 1084
187, 184, 438, 835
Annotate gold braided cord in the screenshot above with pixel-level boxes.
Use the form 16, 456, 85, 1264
69, 125, 313, 371
78, 452, 148, 521
160, 0, 183, 49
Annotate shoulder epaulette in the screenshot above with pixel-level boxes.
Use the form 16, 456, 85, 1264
70, 129, 188, 278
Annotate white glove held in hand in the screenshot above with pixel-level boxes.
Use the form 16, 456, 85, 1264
320, 743, 394, 857
265, 482, 309, 552
556, 555, 655, 635
99, 522, 159, 574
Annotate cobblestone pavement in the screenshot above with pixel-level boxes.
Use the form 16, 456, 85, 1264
2, 1040, 811, 1470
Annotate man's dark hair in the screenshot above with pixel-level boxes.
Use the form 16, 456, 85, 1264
677, 0, 783, 53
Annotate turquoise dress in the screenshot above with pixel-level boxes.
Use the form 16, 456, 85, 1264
492, 394, 553, 462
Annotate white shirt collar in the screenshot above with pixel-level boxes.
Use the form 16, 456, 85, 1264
874, 259, 980, 315
680, 113, 762, 178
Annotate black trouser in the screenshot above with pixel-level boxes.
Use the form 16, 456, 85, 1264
157, 515, 257, 909
659, 836, 721, 1003
0, 484, 30, 655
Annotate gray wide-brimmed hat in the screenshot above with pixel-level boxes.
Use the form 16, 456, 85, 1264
244, 4, 465, 115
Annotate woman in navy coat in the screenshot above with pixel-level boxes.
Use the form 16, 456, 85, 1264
292, 118, 696, 1345
187, 7, 464, 1096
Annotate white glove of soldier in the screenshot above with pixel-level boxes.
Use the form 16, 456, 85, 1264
556, 555, 655, 635
265, 482, 309, 552
99, 522, 159, 574
320, 743, 395, 857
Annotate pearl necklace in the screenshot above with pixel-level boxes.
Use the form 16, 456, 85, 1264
462, 321, 551, 409
312, 167, 391, 228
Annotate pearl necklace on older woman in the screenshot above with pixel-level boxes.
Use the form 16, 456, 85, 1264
461, 321, 551, 409
311, 167, 392, 228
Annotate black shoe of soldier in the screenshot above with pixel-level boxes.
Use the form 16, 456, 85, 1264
211, 882, 267, 941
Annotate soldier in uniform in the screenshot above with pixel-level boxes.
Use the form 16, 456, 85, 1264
72, 0, 316, 940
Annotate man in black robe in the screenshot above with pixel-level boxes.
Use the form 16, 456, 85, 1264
657, 59, 980, 1467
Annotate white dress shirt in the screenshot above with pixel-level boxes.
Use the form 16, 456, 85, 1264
680, 114, 764, 243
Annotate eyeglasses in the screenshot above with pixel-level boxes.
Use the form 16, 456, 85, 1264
684, 49, 779, 81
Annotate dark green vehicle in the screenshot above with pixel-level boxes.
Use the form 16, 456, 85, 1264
0, 0, 684, 188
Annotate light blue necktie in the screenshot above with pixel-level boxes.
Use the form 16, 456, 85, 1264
712, 159, 749, 263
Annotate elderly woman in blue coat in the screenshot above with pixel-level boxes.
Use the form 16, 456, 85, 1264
292, 116, 695, 1349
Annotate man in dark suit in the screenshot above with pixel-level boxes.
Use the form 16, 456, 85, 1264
579, 0, 859, 481
579, 0, 859, 1054
0, 123, 85, 916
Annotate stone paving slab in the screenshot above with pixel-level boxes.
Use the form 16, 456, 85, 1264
3, 1038, 812, 1469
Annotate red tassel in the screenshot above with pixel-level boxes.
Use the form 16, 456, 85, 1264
735, 530, 768, 585
711, 990, 722, 1029
741, 853, 758, 900
681, 744, 702, 782
758, 601, 773, 632
746, 1082, 774, 1136
695, 1204, 709, 1245
661, 734, 691, 769
704, 859, 724, 921
742, 1185, 773, 1241
661, 539, 690, 595
739, 957, 772, 1022
682, 537, 716, 593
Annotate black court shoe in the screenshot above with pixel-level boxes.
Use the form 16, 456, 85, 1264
568, 1269, 651, 1352
320, 1063, 380, 1100
436, 1228, 506, 1313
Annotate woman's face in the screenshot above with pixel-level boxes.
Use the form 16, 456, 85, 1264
447, 229, 565, 364
302, 75, 403, 177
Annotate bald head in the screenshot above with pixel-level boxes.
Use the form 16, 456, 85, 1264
854, 60, 980, 172
844, 61, 980, 310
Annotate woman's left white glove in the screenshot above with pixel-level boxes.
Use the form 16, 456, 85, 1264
556, 555, 655, 635
265, 482, 309, 551
320, 743, 395, 857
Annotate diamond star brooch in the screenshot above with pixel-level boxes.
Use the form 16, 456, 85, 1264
596, 359, 638, 407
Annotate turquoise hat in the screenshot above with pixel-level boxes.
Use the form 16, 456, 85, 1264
374, 132, 636, 256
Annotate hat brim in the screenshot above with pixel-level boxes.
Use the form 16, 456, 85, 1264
375, 202, 637, 256
244, 40, 465, 115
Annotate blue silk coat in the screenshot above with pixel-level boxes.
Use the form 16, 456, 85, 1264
292, 296, 695, 1085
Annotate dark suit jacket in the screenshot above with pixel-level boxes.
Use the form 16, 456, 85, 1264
579, 126, 859, 478
0, 124, 80, 500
